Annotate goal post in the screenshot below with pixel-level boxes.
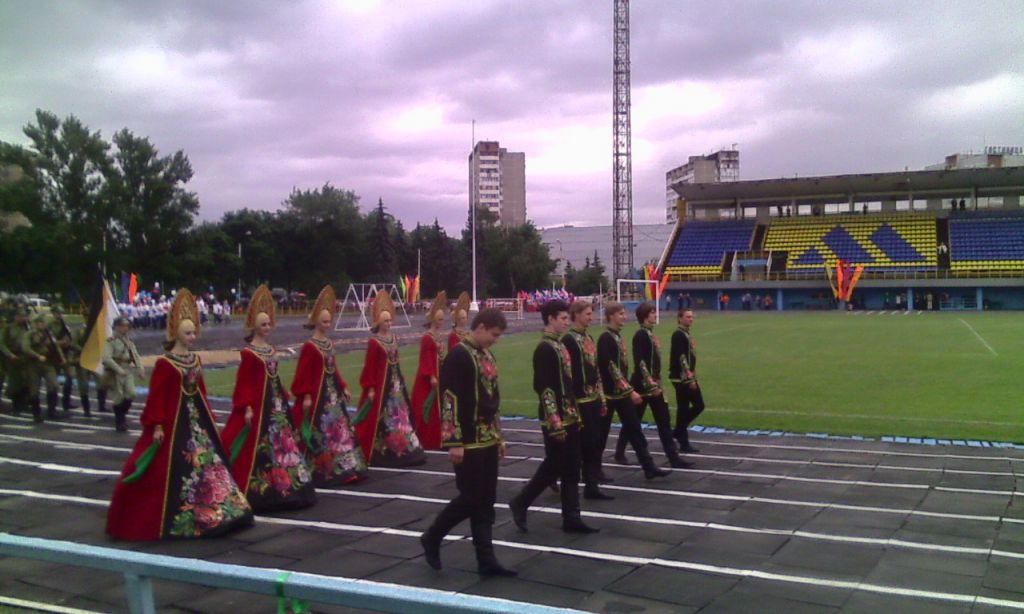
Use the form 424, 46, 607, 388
616, 278, 660, 324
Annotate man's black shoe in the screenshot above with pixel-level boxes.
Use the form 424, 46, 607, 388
583, 487, 615, 501
420, 533, 442, 570
509, 497, 528, 533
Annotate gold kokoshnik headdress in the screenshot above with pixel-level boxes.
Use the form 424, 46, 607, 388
426, 291, 447, 324
167, 288, 200, 341
372, 290, 396, 325
453, 291, 471, 322
245, 284, 276, 331
307, 285, 337, 327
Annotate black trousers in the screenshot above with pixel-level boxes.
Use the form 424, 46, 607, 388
607, 396, 656, 469
578, 400, 605, 488
516, 424, 582, 520
673, 382, 705, 437
425, 445, 499, 556
617, 392, 677, 457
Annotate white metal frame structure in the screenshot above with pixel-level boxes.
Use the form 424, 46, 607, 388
616, 278, 659, 324
483, 297, 525, 320
335, 283, 412, 332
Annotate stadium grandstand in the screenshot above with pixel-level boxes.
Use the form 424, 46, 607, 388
658, 166, 1024, 311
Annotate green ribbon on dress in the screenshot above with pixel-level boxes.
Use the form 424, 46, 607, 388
302, 407, 314, 449
121, 440, 161, 484
422, 388, 437, 424
229, 424, 250, 465
275, 572, 310, 614
351, 397, 373, 426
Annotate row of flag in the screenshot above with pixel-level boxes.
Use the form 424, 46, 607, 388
399, 275, 420, 303
641, 265, 670, 300
825, 259, 865, 302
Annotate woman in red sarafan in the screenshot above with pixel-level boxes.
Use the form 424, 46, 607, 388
354, 291, 426, 467
411, 291, 447, 450
290, 285, 368, 487
448, 291, 471, 352
222, 285, 316, 511
106, 289, 253, 541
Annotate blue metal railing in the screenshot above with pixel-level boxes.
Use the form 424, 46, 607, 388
0, 533, 583, 614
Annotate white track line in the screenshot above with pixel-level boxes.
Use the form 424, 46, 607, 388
2, 488, 1023, 612
0, 596, 103, 614
372, 466, 1024, 525
503, 427, 1024, 462
8, 455, 1018, 561
3, 428, 1021, 496
316, 488, 1024, 561
959, 318, 999, 357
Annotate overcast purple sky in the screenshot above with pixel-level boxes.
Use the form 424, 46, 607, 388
2, 1, 1022, 232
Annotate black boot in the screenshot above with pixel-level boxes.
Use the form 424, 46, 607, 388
420, 533, 442, 571
666, 446, 692, 469
614, 431, 628, 464
47, 390, 60, 419
473, 522, 516, 577
639, 449, 670, 479
98, 389, 109, 413
31, 396, 43, 423
561, 485, 599, 533
420, 503, 466, 571
583, 485, 615, 500
62, 382, 78, 412
678, 428, 700, 454
81, 395, 91, 418
114, 400, 130, 432
508, 495, 528, 533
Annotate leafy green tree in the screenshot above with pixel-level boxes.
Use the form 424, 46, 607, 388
280, 184, 366, 293
106, 128, 199, 282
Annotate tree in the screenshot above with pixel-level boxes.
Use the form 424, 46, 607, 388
106, 128, 199, 282
368, 197, 395, 282
280, 184, 366, 293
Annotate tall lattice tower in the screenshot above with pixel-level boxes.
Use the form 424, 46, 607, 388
612, 0, 634, 281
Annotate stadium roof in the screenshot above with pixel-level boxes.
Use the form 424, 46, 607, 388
673, 166, 1024, 206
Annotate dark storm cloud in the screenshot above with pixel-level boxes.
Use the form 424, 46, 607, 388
1, 1, 1021, 230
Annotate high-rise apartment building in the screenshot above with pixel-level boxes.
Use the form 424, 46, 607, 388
469, 141, 526, 227
665, 149, 739, 222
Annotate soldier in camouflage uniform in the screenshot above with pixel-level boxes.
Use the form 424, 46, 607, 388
3, 305, 32, 415
25, 312, 63, 421
102, 316, 144, 432
50, 306, 81, 413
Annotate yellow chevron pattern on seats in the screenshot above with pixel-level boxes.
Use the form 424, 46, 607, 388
764, 213, 937, 270
665, 265, 721, 276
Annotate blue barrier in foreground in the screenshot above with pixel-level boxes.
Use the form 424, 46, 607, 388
0, 533, 583, 614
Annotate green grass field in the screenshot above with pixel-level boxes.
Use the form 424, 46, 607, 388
202, 311, 1024, 443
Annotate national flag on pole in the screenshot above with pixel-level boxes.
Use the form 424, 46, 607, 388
80, 270, 120, 375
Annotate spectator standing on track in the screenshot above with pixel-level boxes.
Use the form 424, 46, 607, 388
509, 300, 599, 534
562, 300, 614, 500
598, 302, 670, 480
420, 308, 517, 576
616, 303, 690, 468
670, 309, 704, 454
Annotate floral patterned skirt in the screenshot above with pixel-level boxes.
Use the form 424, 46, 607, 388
371, 367, 426, 468
245, 381, 317, 511
306, 376, 368, 487
164, 394, 253, 539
